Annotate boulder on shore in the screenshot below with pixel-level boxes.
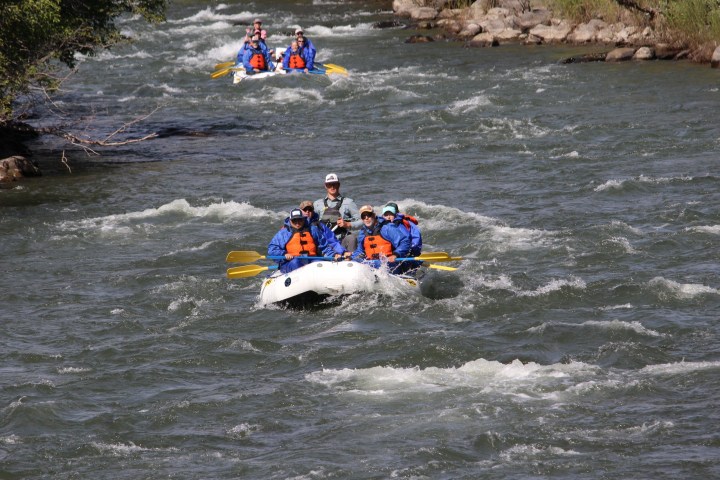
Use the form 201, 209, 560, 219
713, 45, 720, 68
0, 156, 41, 183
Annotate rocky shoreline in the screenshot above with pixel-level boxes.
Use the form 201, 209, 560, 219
393, 0, 720, 66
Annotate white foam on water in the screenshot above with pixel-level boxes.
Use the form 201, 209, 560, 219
260, 87, 330, 106
306, 358, 600, 400
594, 174, 694, 192
298, 23, 375, 37
605, 236, 638, 254
640, 360, 720, 376
648, 277, 719, 299
167, 295, 208, 316
638, 173, 693, 184
687, 225, 720, 235
527, 319, 664, 337
0, 435, 20, 445
485, 224, 558, 252
93, 50, 153, 61
169, 21, 234, 36
227, 423, 261, 436
447, 94, 493, 115
91, 441, 179, 455
164, 241, 217, 257
594, 179, 625, 192
608, 220, 643, 235
229, 339, 261, 352
516, 277, 586, 297
499, 444, 582, 461
169, 7, 257, 24
57, 367, 92, 374
58, 199, 280, 237
600, 303, 634, 310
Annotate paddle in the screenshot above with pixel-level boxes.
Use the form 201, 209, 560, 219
227, 264, 278, 279
214, 61, 236, 70
226, 261, 454, 279
427, 264, 458, 271
317, 62, 348, 74
210, 67, 235, 79
226, 250, 461, 263
226, 251, 336, 262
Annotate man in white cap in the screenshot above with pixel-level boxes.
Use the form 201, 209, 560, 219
314, 173, 360, 252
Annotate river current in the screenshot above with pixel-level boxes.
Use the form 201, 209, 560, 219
2, 0, 720, 478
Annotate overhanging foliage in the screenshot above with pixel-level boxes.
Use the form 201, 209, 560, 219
0, 0, 167, 124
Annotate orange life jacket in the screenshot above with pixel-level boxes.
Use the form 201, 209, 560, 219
363, 224, 393, 259
285, 227, 318, 256
250, 52, 266, 70
288, 52, 306, 69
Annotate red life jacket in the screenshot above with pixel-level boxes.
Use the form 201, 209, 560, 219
362, 223, 393, 259
285, 226, 317, 256
250, 52, 266, 70
288, 52, 306, 69
400, 214, 418, 231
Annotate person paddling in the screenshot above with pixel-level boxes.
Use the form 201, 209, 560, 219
351, 205, 411, 274
242, 35, 274, 74
283, 40, 312, 73
313, 173, 361, 252
267, 208, 334, 274
295, 28, 317, 65
383, 202, 422, 257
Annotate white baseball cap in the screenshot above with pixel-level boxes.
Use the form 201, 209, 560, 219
324, 173, 339, 183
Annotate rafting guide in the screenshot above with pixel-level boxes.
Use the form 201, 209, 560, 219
313, 173, 360, 252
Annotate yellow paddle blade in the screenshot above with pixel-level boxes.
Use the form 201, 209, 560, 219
210, 67, 233, 79
428, 264, 458, 271
323, 63, 347, 73
227, 264, 272, 279
226, 250, 266, 263
214, 61, 235, 70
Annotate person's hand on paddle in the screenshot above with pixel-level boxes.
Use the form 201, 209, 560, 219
284, 253, 295, 260
336, 218, 349, 229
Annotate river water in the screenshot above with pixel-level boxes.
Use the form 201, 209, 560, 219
2, 0, 720, 478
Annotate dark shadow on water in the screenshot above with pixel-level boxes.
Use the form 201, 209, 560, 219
420, 270, 464, 300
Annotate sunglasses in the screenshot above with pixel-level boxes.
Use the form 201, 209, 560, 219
302, 207, 314, 212
361, 213, 374, 219
325, 182, 339, 188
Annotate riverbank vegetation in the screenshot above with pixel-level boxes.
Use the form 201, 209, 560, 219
0, 0, 167, 161
548, 0, 720, 47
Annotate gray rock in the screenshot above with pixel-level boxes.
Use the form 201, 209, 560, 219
712, 45, 720, 68
633, 46, 654, 60
605, 47, 636, 62
515, 9, 553, 32
0, 156, 41, 182
529, 20, 572, 43
467, 32, 498, 47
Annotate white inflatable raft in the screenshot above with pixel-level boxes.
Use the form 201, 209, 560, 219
258, 261, 421, 309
